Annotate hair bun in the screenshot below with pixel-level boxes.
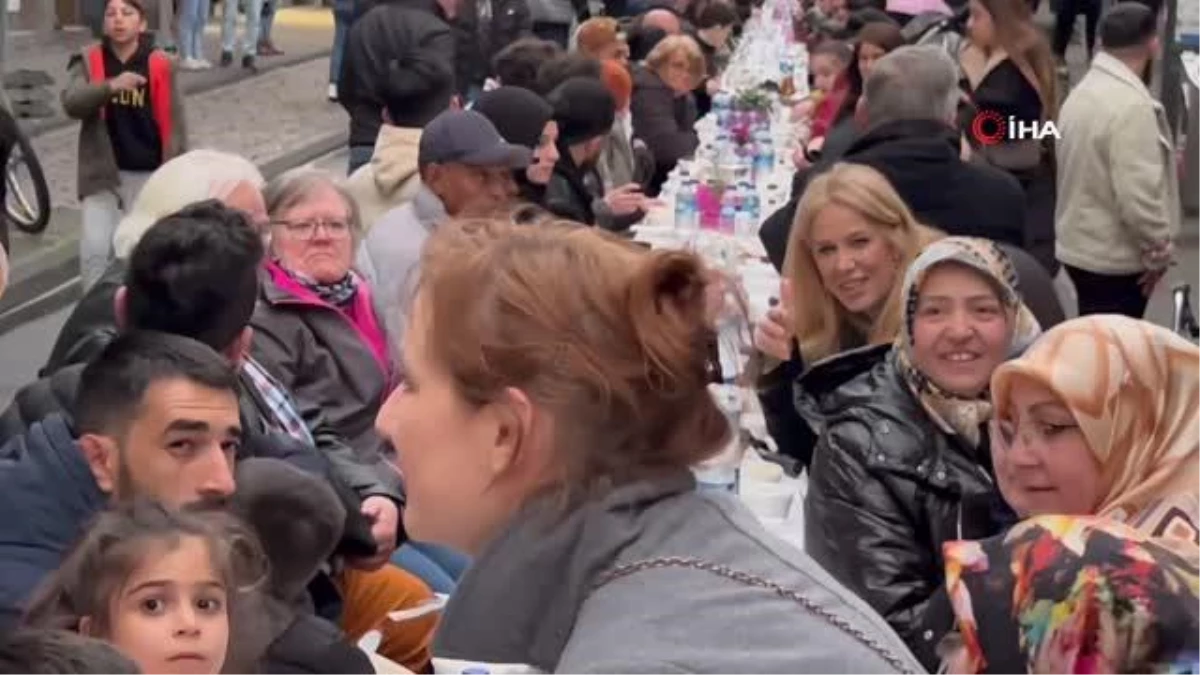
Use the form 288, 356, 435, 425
627, 250, 711, 387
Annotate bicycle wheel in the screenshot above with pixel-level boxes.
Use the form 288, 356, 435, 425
6, 127, 51, 235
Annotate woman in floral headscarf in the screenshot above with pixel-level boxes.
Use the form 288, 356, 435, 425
799, 237, 1041, 670
989, 315, 1199, 538
936, 315, 1200, 674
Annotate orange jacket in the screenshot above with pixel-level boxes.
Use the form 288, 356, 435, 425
85, 44, 174, 160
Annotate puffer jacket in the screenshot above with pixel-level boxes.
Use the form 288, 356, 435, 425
26, 302, 396, 555
756, 242, 1064, 474
798, 345, 1015, 671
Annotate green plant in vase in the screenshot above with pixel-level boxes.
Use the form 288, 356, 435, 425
730, 88, 775, 144
735, 88, 774, 113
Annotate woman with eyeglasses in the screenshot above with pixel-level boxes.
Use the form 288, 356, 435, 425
936, 314, 1199, 673
630, 35, 704, 195
988, 314, 1199, 540
252, 168, 391, 463
251, 166, 473, 600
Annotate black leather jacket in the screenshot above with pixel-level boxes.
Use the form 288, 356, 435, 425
41, 260, 124, 377
798, 345, 1015, 671
544, 150, 600, 225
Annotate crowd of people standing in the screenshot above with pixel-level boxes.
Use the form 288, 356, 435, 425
0, 0, 1193, 671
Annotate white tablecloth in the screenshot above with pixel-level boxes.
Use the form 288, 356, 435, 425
631, 0, 811, 547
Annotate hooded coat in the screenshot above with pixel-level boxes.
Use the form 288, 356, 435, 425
344, 125, 424, 231
232, 458, 374, 674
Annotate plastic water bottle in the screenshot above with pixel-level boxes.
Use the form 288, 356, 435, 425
716, 130, 731, 154
728, 182, 744, 211
779, 56, 795, 98
675, 180, 698, 230
754, 127, 773, 150
719, 200, 736, 235
694, 452, 740, 493
694, 386, 744, 493
740, 193, 760, 237
734, 207, 754, 238
713, 91, 733, 130
731, 141, 750, 179
755, 143, 776, 180
744, 187, 761, 223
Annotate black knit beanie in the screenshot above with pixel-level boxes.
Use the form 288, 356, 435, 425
473, 86, 555, 150
547, 77, 616, 146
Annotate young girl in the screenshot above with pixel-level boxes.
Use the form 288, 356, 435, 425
792, 40, 852, 160
23, 502, 265, 675
62, 0, 187, 291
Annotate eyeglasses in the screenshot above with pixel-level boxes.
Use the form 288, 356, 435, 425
990, 416, 1081, 454
271, 219, 352, 240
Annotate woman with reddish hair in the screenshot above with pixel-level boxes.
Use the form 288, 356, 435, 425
575, 17, 630, 64
597, 59, 653, 194
374, 218, 923, 673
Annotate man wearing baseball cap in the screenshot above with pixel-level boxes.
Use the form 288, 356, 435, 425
357, 109, 531, 352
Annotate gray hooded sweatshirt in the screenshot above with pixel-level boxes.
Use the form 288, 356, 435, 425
434, 472, 925, 674
355, 183, 447, 354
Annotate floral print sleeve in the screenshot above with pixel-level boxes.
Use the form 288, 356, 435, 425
942, 515, 1200, 674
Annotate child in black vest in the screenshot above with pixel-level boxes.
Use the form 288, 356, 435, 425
62, 0, 187, 290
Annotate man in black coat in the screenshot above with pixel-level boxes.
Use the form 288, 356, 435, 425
339, 0, 460, 173
454, 0, 533, 99
544, 78, 619, 225
759, 45, 1027, 272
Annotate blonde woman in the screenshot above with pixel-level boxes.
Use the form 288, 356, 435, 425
754, 163, 940, 469
631, 35, 705, 194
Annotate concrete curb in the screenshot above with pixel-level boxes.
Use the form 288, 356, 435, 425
18, 49, 334, 140
0, 129, 349, 336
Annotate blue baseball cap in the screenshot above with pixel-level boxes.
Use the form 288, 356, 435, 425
418, 110, 533, 169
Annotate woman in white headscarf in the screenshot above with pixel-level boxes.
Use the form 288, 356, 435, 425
42, 149, 266, 376
801, 237, 1041, 670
